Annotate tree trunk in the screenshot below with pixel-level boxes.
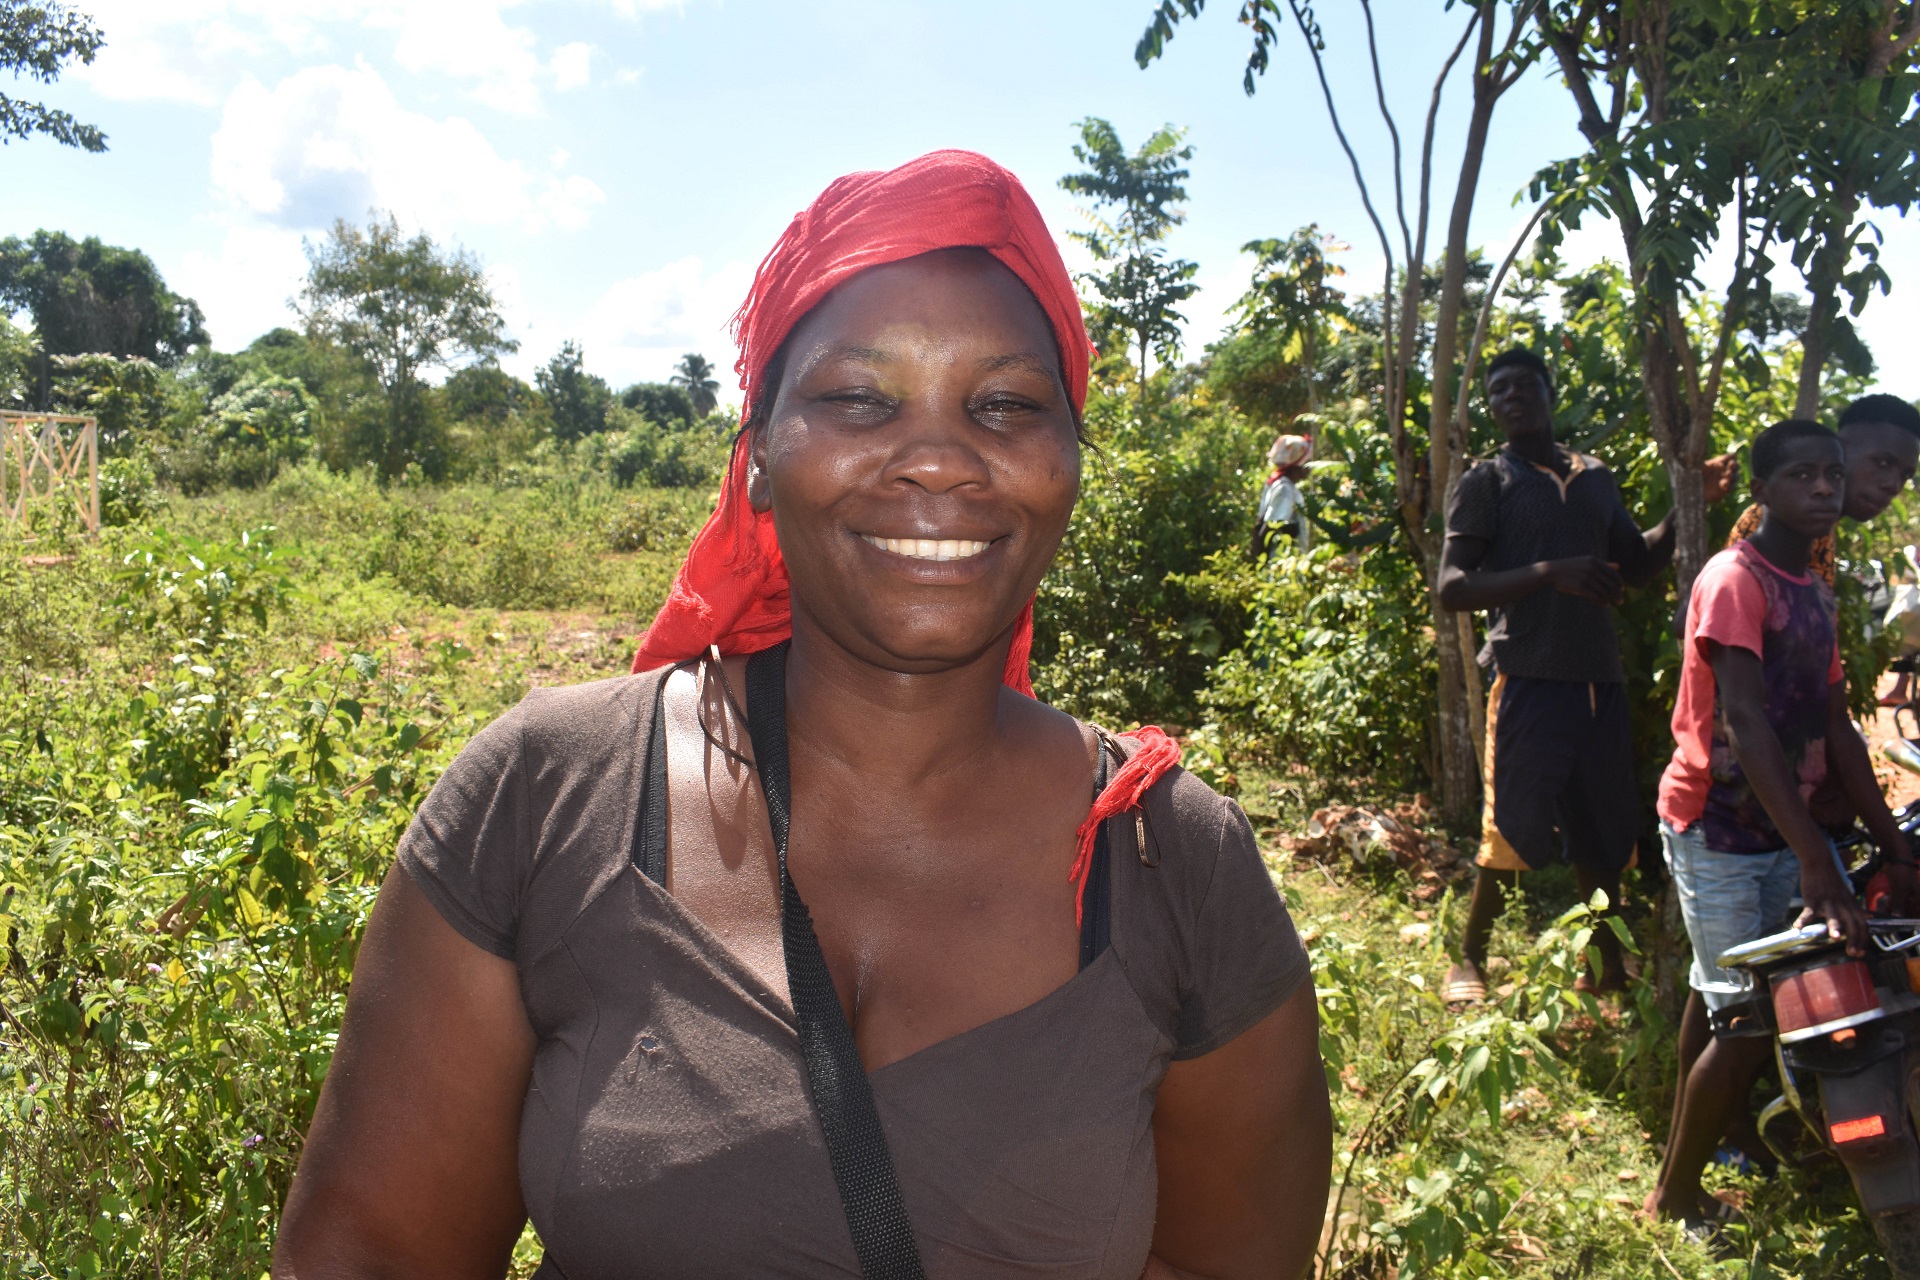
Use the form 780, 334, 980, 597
1794, 192, 1858, 419
1432, 588, 1479, 814
1640, 313, 1713, 597
1422, 10, 1501, 824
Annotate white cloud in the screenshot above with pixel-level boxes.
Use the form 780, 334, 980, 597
171, 224, 310, 349
210, 64, 606, 234
551, 42, 593, 92
75, 0, 645, 113
573, 256, 754, 393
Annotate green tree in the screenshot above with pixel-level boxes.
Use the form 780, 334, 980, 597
620, 380, 695, 428
1527, 2, 1918, 589
1138, 0, 1542, 819
0, 231, 209, 376
537, 340, 612, 442
1059, 117, 1201, 410
0, 0, 106, 152
671, 351, 720, 417
297, 213, 515, 477
1228, 225, 1350, 412
443, 362, 540, 428
1731, 4, 1920, 414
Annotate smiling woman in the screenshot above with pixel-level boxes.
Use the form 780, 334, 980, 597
270, 150, 1331, 1280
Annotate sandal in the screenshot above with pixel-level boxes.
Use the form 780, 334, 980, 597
1677, 1194, 1743, 1253
1442, 964, 1487, 1007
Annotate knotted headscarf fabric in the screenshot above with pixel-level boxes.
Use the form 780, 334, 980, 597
629, 149, 1180, 913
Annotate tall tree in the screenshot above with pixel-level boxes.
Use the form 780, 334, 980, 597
0, 0, 106, 153
1139, 0, 1541, 821
620, 381, 694, 428
1230, 225, 1349, 411
538, 340, 612, 442
297, 213, 514, 476
670, 351, 720, 417
1742, 3, 1920, 415
0, 230, 208, 368
1523, 1, 1917, 593
1059, 117, 1202, 410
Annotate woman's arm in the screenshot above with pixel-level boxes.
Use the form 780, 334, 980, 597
1146, 982, 1331, 1280
273, 865, 536, 1279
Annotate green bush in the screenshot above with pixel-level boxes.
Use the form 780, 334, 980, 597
1197, 540, 1435, 791
98, 454, 161, 527
1030, 393, 1266, 726
0, 530, 476, 1276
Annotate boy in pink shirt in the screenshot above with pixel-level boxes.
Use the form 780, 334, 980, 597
1650, 419, 1916, 1226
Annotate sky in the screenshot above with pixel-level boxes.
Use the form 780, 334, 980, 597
4, 0, 1915, 405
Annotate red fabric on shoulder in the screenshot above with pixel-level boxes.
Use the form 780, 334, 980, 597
1072, 726, 1183, 924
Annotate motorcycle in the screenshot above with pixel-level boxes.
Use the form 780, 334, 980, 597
1718, 694, 1920, 1273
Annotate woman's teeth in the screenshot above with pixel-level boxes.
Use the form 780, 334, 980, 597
861, 535, 989, 561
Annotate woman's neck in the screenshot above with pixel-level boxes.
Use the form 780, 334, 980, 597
781, 618, 1015, 788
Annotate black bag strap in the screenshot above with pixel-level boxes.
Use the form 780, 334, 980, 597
632, 669, 671, 886
743, 643, 926, 1279
1079, 740, 1114, 971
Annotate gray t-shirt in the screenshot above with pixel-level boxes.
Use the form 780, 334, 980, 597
397, 670, 1309, 1279
1446, 445, 1646, 684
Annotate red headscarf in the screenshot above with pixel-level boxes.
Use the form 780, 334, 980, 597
631, 149, 1179, 918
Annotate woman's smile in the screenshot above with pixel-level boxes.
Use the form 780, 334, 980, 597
857, 533, 994, 561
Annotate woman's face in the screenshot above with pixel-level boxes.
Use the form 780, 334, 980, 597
750, 248, 1080, 674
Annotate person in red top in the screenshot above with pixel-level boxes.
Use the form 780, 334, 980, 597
1649, 419, 1918, 1228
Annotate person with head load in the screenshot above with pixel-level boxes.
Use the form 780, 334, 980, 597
1253, 433, 1312, 559
1438, 348, 1737, 1006
271, 150, 1331, 1280
1648, 420, 1916, 1229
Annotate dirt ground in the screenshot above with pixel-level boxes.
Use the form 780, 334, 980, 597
1865, 670, 1920, 809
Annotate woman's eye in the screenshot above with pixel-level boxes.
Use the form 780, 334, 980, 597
976, 395, 1038, 417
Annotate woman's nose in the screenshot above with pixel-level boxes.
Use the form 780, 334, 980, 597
885, 403, 991, 493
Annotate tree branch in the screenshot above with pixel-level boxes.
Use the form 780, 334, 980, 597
1281, 0, 1402, 449
1453, 193, 1558, 439
1358, 0, 1415, 269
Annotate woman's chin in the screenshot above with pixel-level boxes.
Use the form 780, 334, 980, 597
802, 612, 1019, 677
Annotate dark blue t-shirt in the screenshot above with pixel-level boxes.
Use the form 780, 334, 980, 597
1445, 444, 1646, 684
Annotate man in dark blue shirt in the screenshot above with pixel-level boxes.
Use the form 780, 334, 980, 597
1439, 348, 1735, 1004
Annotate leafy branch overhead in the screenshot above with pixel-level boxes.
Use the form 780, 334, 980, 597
0, 0, 106, 152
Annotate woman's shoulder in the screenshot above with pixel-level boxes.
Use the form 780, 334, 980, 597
1079, 723, 1251, 891
1088, 728, 1307, 1060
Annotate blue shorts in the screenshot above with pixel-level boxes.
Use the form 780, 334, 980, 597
1660, 819, 1837, 1014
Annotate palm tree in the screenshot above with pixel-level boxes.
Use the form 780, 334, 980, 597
670, 352, 720, 417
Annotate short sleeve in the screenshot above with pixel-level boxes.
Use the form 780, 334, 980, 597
1691, 556, 1767, 663
1601, 469, 1645, 564
1446, 462, 1498, 542
396, 701, 531, 959
1172, 800, 1311, 1060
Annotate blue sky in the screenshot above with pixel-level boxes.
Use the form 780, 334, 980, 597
7, 0, 1916, 403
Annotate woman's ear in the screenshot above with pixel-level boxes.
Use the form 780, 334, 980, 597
747, 421, 772, 513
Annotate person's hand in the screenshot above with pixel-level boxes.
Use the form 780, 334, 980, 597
1545, 556, 1625, 604
1796, 859, 1869, 956
1703, 452, 1739, 505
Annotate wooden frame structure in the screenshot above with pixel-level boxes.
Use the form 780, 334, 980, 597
1, 412, 99, 534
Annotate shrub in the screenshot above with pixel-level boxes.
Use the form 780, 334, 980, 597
1030, 394, 1266, 727
1196, 539, 1434, 790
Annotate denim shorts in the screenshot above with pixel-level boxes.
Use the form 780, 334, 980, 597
1660, 819, 1835, 1012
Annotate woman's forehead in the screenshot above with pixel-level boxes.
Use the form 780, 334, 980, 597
783, 249, 1058, 358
